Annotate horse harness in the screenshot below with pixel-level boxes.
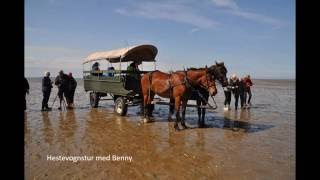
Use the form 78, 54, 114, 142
147, 70, 217, 109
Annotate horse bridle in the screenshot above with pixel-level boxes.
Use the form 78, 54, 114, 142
211, 65, 227, 86
185, 68, 218, 109
184, 68, 216, 91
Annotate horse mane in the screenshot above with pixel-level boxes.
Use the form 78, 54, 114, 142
187, 67, 206, 71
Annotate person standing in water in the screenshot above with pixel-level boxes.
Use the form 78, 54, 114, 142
67, 72, 77, 109
229, 74, 241, 110
239, 77, 246, 109
223, 77, 232, 111
244, 74, 253, 107
54, 70, 70, 110
41, 72, 53, 111
24, 77, 30, 110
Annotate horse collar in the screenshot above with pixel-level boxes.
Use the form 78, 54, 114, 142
184, 70, 192, 88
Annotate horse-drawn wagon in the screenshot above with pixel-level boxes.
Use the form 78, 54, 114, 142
83, 44, 228, 129
83, 44, 157, 116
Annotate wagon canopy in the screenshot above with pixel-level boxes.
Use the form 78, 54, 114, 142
83, 44, 158, 64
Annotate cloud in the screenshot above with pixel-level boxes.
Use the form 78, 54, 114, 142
210, 0, 285, 28
115, 1, 219, 29
115, 0, 285, 29
230, 10, 285, 29
189, 28, 200, 33
211, 0, 238, 9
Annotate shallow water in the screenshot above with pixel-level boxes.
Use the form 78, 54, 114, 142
25, 78, 295, 179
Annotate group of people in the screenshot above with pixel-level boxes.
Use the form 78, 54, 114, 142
223, 74, 253, 110
90, 61, 141, 78
41, 70, 77, 111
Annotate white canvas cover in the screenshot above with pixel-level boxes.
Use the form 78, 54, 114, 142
83, 44, 157, 64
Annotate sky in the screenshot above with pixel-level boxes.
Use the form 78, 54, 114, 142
25, 0, 295, 79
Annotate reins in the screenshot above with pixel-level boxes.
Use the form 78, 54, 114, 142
195, 89, 218, 109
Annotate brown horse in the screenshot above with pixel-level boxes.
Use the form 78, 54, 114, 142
187, 62, 228, 127
141, 67, 217, 131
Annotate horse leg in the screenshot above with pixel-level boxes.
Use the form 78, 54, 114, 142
181, 99, 189, 129
201, 101, 206, 127
197, 100, 202, 127
174, 96, 182, 131
143, 94, 150, 121
168, 98, 174, 121
148, 92, 155, 118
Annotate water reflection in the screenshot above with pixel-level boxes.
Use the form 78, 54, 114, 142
196, 130, 205, 151
222, 110, 251, 132
25, 112, 30, 142
41, 112, 54, 145
56, 110, 78, 151
168, 122, 176, 147
65, 110, 77, 138
240, 109, 251, 121
114, 115, 124, 132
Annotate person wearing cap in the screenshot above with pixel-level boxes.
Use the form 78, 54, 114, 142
41, 71, 53, 111
54, 70, 70, 110
243, 74, 253, 107
229, 74, 241, 110
67, 72, 77, 109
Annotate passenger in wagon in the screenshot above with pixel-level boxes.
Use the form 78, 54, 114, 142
91, 62, 103, 76
127, 61, 141, 79
107, 66, 115, 77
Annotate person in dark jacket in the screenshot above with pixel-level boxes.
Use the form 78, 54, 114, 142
24, 77, 30, 110
42, 72, 53, 111
223, 78, 231, 111
91, 62, 103, 76
229, 74, 241, 110
67, 72, 77, 109
239, 77, 246, 109
55, 70, 70, 110
127, 61, 141, 79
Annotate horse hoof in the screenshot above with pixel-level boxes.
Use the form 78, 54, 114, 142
174, 125, 180, 131
143, 118, 149, 123
182, 125, 189, 129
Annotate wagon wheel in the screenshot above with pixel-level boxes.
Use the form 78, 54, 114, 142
90, 92, 99, 108
114, 97, 128, 116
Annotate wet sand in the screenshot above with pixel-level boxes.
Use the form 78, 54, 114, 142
25, 78, 295, 179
